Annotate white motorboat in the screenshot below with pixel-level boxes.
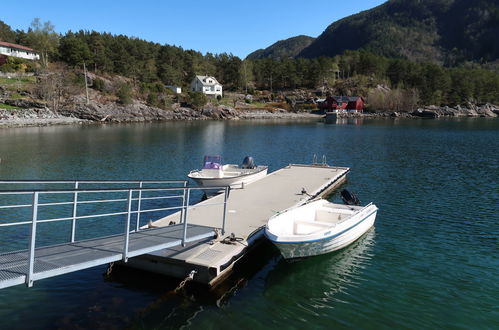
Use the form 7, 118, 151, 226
188, 156, 268, 192
265, 199, 378, 259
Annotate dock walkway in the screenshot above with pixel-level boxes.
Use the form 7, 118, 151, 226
125, 164, 349, 285
0, 224, 214, 289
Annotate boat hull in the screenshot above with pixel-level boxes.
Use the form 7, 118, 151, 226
189, 166, 268, 189
267, 206, 377, 259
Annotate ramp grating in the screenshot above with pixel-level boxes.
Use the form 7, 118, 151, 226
0, 224, 215, 289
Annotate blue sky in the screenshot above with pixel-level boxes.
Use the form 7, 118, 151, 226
2, 0, 386, 58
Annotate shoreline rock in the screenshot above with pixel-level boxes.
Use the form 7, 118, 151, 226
0, 107, 87, 128
1, 101, 497, 129
410, 103, 498, 118
59, 101, 319, 122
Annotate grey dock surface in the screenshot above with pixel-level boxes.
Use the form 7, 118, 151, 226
0, 224, 214, 289
125, 164, 349, 285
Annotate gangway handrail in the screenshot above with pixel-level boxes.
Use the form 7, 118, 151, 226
0, 179, 187, 183
0, 183, 231, 287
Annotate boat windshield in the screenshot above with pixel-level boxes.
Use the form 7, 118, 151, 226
203, 155, 222, 169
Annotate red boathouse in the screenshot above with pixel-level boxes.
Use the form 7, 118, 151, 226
320, 96, 364, 113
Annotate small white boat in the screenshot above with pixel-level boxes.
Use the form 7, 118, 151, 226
188, 156, 268, 192
265, 199, 378, 259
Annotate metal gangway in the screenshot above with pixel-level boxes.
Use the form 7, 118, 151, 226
0, 180, 230, 289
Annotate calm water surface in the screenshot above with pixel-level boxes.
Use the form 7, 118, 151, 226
0, 118, 497, 329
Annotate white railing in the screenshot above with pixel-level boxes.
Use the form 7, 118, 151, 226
0, 180, 230, 287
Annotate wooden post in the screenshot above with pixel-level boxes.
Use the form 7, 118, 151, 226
83, 62, 89, 105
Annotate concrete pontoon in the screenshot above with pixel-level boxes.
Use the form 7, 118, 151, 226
0, 165, 348, 289
124, 164, 349, 286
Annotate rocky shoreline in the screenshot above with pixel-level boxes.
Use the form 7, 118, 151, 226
0, 107, 86, 128
0, 101, 497, 128
58, 101, 320, 122
378, 103, 499, 118
0, 102, 317, 128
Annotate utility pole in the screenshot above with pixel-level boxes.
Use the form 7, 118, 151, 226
270, 73, 273, 96
243, 61, 248, 94
83, 62, 89, 105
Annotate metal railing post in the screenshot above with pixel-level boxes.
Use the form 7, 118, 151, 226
26, 192, 39, 287
123, 189, 133, 262
180, 181, 187, 223
70, 181, 79, 242
222, 186, 229, 235
181, 188, 190, 247
135, 181, 143, 231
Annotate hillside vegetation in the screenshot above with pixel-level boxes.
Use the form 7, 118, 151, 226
298, 0, 499, 64
246, 35, 315, 60
1, 14, 498, 115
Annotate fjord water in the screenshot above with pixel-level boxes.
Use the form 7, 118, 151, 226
0, 118, 497, 329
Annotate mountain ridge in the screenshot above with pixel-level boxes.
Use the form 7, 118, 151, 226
246, 35, 315, 60
249, 0, 499, 64
298, 0, 499, 63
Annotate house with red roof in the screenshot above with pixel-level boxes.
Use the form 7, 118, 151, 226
319, 96, 365, 113
0, 41, 40, 64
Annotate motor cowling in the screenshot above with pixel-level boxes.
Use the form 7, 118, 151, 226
241, 156, 256, 169
341, 189, 360, 206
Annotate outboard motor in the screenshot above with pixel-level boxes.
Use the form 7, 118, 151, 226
340, 189, 360, 206
241, 156, 256, 169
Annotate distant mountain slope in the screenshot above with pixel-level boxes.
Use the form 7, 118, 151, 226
298, 0, 499, 63
246, 35, 315, 60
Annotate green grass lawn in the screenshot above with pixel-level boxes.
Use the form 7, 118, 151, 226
0, 76, 36, 90
8, 92, 23, 99
0, 103, 21, 110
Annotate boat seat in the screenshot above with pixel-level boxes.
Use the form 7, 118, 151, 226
199, 168, 223, 178
293, 219, 330, 235
315, 209, 344, 223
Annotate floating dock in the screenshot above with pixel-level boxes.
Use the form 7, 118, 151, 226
124, 164, 349, 286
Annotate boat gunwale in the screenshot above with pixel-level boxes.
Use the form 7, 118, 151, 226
265, 206, 378, 244
187, 166, 268, 180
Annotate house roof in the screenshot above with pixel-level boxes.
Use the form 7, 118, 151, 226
0, 41, 37, 52
194, 75, 221, 86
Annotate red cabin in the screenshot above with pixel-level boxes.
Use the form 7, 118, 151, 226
320, 96, 364, 113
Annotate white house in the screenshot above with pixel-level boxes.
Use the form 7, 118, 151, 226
190, 75, 223, 97
165, 85, 181, 94
0, 41, 40, 61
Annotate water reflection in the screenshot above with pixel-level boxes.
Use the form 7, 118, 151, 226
265, 228, 376, 305
325, 117, 364, 125
200, 122, 226, 155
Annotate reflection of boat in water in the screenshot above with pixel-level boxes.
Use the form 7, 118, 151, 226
265, 199, 378, 259
187, 156, 268, 192
324, 111, 339, 123
323, 115, 362, 125
264, 228, 376, 299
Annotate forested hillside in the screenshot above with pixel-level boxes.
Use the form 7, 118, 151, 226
1, 18, 498, 109
246, 35, 315, 60
298, 0, 499, 64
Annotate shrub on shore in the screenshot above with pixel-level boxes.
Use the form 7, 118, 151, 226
116, 83, 133, 105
